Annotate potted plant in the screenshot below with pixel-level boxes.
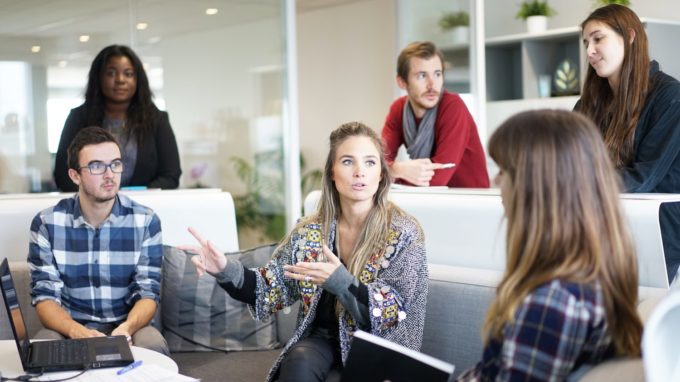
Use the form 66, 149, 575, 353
438, 11, 470, 44
516, 1, 556, 34
230, 152, 322, 246
593, 0, 631, 6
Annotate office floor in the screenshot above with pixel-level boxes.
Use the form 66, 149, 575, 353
171, 349, 280, 381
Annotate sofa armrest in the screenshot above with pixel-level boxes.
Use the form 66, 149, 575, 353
574, 358, 644, 382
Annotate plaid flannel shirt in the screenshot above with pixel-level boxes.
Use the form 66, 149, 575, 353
459, 279, 614, 382
28, 193, 162, 325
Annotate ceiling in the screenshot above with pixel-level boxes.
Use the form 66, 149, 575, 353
0, 0, 366, 66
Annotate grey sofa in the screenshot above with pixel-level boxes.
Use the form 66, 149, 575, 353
0, 259, 644, 382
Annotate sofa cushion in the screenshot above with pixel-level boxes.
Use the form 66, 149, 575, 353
422, 278, 495, 377
161, 244, 280, 352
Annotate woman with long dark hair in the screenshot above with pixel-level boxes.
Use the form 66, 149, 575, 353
458, 110, 642, 381
575, 4, 680, 283
54, 44, 181, 191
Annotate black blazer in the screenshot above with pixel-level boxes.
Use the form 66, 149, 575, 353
53, 104, 182, 191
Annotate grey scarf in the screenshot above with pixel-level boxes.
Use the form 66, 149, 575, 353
402, 97, 440, 159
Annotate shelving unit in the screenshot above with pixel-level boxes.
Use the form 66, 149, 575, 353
483, 19, 680, 138
485, 26, 583, 102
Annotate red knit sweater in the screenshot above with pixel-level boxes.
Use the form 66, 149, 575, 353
381, 91, 490, 188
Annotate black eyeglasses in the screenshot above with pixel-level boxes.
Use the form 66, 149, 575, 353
79, 160, 124, 175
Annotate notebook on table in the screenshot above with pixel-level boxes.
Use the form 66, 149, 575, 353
0, 258, 134, 373
341, 330, 455, 382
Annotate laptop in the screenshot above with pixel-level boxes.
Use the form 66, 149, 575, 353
341, 330, 455, 382
0, 258, 134, 372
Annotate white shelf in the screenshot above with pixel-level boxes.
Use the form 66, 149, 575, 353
439, 42, 470, 52
486, 25, 580, 45
445, 67, 470, 82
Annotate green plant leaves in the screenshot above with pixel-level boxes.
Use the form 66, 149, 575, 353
554, 59, 579, 94
230, 152, 322, 243
516, 1, 556, 19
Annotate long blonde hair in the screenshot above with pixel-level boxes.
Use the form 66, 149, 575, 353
485, 110, 642, 356
295, 122, 394, 277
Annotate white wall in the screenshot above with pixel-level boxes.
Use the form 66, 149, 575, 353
297, 0, 397, 172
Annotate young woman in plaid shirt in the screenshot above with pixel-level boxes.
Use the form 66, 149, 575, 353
459, 110, 642, 381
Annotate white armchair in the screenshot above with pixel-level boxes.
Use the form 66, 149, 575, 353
643, 290, 680, 382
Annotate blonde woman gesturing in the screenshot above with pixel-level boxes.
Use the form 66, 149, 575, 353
183, 122, 428, 382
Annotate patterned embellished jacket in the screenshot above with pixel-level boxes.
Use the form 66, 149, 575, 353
252, 209, 428, 381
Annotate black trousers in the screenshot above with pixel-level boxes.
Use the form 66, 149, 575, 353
277, 334, 342, 382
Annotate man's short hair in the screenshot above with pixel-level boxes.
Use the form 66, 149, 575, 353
396, 41, 445, 82
67, 127, 121, 171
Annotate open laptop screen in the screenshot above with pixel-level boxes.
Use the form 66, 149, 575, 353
0, 258, 31, 366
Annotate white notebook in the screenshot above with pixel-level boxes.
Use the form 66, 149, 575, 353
341, 330, 454, 381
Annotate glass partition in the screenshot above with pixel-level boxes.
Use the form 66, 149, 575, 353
398, 0, 472, 93
397, 0, 486, 142
0, 0, 294, 247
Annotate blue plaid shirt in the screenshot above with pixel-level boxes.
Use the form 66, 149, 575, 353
28, 194, 162, 325
459, 280, 614, 382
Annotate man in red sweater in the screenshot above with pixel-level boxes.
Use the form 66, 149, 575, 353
382, 41, 489, 187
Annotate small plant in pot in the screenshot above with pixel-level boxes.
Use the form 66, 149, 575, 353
516, 1, 556, 34
438, 11, 470, 44
593, 0, 631, 6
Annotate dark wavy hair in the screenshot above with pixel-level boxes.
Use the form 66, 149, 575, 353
83, 44, 158, 143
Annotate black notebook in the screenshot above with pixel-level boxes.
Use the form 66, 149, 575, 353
0, 258, 134, 373
341, 330, 455, 382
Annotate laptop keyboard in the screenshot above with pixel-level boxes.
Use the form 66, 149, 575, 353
46, 340, 88, 364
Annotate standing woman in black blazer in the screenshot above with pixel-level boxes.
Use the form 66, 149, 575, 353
54, 45, 181, 191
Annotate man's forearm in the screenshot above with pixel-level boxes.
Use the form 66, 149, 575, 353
35, 300, 85, 338
122, 298, 157, 334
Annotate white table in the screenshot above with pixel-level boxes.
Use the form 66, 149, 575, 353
0, 340, 178, 381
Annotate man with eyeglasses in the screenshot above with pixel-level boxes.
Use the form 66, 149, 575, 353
27, 126, 168, 355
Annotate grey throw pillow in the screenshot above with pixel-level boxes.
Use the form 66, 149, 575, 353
161, 244, 280, 352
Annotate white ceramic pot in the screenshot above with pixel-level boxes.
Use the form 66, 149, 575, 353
441, 26, 469, 46
526, 15, 547, 34
451, 26, 469, 44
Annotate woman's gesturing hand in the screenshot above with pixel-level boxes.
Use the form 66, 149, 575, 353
178, 226, 227, 276
284, 245, 342, 285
